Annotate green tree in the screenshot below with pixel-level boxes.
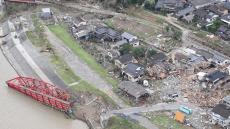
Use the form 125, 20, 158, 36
147, 49, 157, 57
6, 3, 29, 15
127, 0, 145, 5
170, 27, 182, 41
119, 43, 132, 55
132, 47, 145, 58
207, 19, 223, 33
144, 0, 157, 10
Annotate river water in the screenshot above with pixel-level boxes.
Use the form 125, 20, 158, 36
0, 50, 89, 129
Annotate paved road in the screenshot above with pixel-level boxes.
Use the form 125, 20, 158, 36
101, 101, 205, 129
0, 45, 89, 129
102, 103, 180, 120
12, 32, 52, 84
2, 31, 68, 89
111, 103, 179, 116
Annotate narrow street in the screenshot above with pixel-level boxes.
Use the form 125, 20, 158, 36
101, 103, 180, 121
111, 103, 179, 116
102, 101, 202, 119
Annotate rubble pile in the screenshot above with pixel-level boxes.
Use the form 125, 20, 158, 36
184, 90, 228, 107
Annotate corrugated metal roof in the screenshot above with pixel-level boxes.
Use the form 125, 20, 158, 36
121, 32, 136, 40
42, 8, 51, 13
118, 81, 149, 99
176, 6, 195, 17
212, 104, 230, 119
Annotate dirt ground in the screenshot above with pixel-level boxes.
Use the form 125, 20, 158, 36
105, 8, 183, 52
105, 16, 159, 39
71, 91, 114, 128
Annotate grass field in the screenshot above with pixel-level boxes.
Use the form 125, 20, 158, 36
48, 25, 118, 87
105, 117, 145, 129
51, 55, 81, 84
105, 17, 159, 39
147, 113, 190, 129
51, 54, 116, 105
105, 8, 182, 52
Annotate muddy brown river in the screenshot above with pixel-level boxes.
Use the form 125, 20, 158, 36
0, 50, 89, 129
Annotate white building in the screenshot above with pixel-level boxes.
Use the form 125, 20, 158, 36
41, 8, 52, 20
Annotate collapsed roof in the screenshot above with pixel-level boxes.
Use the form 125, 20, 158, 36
118, 81, 149, 99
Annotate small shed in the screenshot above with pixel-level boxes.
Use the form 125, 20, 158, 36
175, 111, 185, 123
41, 8, 52, 20
121, 32, 138, 42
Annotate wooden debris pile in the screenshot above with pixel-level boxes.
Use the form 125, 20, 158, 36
184, 89, 229, 107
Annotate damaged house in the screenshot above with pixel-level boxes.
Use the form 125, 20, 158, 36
41, 8, 53, 20
70, 17, 94, 40
118, 81, 150, 101
107, 50, 120, 60
146, 53, 171, 79
73, 17, 87, 27
122, 63, 145, 82
175, 6, 195, 19
115, 54, 136, 69
71, 25, 93, 39
216, 25, 230, 41
194, 3, 229, 28
211, 96, 230, 128
112, 32, 139, 48
205, 70, 228, 88
190, 0, 221, 9
155, 0, 186, 12
93, 26, 121, 42
147, 62, 172, 79
221, 14, 230, 26
121, 32, 139, 47
223, 96, 230, 107
171, 49, 210, 74
148, 52, 167, 65
194, 8, 219, 27
206, 4, 229, 17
